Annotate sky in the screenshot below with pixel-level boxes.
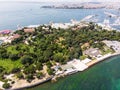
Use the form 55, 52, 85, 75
0, 0, 120, 2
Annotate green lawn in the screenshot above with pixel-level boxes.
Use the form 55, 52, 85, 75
0, 59, 23, 73
7, 44, 34, 54
7, 46, 19, 54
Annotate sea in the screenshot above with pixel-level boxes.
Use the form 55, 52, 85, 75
0, 2, 120, 30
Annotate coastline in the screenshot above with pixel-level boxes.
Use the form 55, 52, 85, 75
11, 76, 53, 90
86, 53, 120, 67
52, 53, 120, 81
6, 53, 119, 90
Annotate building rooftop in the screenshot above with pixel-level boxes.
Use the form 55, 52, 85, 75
84, 48, 101, 58
0, 30, 11, 34
81, 58, 92, 64
24, 28, 35, 33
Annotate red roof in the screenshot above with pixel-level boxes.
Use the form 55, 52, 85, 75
0, 30, 11, 34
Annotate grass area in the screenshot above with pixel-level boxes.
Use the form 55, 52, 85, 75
101, 46, 114, 55
7, 46, 19, 54
0, 59, 23, 73
80, 55, 87, 60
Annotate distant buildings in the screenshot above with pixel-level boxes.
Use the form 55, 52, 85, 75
0, 30, 11, 35
11, 34, 21, 40
51, 23, 74, 29
24, 28, 35, 33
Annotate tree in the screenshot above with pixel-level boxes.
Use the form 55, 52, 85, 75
36, 62, 43, 70
16, 72, 24, 79
0, 66, 5, 73
53, 53, 64, 63
9, 54, 20, 61
11, 67, 20, 73
26, 74, 34, 82
36, 72, 43, 79
46, 61, 52, 68
23, 65, 36, 74
47, 68, 54, 75
2, 82, 10, 89
11, 36, 24, 44
21, 56, 33, 65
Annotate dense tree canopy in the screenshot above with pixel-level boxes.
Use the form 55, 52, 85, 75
0, 23, 120, 82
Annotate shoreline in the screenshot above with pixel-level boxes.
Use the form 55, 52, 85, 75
7, 53, 119, 90
86, 53, 120, 67
0, 54, 118, 90
11, 77, 53, 90
48, 53, 120, 87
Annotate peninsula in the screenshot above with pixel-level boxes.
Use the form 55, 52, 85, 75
0, 21, 120, 90
41, 2, 120, 9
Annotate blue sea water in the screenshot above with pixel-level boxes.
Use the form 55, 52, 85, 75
0, 2, 119, 30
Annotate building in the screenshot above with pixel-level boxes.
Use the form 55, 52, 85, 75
24, 28, 35, 33
61, 59, 88, 75
11, 34, 21, 40
103, 40, 120, 53
51, 23, 74, 29
0, 30, 11, 35
81, 58, 92, 64
83, 48, 102, 58
70, 59, 88, 71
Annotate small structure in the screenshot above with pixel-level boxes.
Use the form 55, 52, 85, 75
83, 48, 101, 58
51, 23, 74, 29
24, 28, 35, 33
11, 34, 21, 40
61, 59, 88, 75
61, 64, 75, 71
103, 40, 120, 53
0, 30, 11, 35
71, 22, 89, 30
81, 58, 92, 64
3, 34, 21, 43
69, 59, 88, 71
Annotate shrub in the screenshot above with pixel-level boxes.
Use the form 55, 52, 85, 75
26, 74, 34, 82
11, 81, 15, 84
21, 56, 33, 65
11, 67, 20, 73
36, 72, 43, 79
9, 54, 20, 61
0, 66, 5, 73
47, 68, 54, 75
23, 65, 35, 74
2, 82, 10, 89
36, 63, 43, 70
16, 72, 24, 79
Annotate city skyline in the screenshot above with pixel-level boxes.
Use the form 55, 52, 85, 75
0, 0, 120, 2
